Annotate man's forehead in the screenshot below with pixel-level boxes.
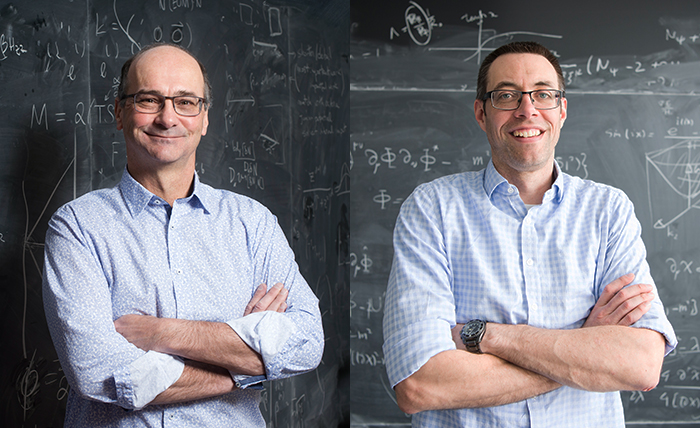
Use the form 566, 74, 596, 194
129, 47, 205, 92
487, 53, 558, 88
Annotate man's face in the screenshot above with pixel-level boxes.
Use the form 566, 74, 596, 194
116, 46, 209, 173
474, 53, 567, 179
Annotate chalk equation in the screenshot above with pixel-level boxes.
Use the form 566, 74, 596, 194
666, 257, 700, 281
352, 142, 458, 174
349, 247, 373, 278
388, 1, 442, 46
350, 290, 385, 320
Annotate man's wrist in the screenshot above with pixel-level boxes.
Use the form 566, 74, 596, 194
460, 320, 487, 354
480, 322, 495, 354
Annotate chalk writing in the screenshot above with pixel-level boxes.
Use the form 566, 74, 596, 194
669, 299, 699, 317
361, 145, 441, 174
605, 129, 656, 140
349, 247, 373, 277
0, 33, 28, 60
350, 349, 385, 367
666, 258, 700, 280
555, 153, 588, 179
401, 1, 441, 46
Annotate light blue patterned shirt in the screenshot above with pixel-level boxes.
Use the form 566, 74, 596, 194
383, 161, 677, 428
43, 170, 323, 427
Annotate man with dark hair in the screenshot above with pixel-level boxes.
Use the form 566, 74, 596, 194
383, 41, 676, 427
43, 43, 324, 427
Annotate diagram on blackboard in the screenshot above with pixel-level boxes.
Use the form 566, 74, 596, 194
646, 138, 700, 230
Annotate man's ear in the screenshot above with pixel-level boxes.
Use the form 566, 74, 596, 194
115, 98, 123, 130
559, 97, 567, 128
474, 99, 487, 132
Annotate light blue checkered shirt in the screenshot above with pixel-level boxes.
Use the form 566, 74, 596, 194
43, 170, 323, 427
383, 161, 676, 428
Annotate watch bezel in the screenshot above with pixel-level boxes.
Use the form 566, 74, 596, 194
460, 319, 486, 354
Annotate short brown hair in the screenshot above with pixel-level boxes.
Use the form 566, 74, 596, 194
476, 41, 564, 101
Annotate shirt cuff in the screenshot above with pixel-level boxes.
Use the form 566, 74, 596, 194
232, 374, 266, 390
226, 311, 296, 379
114, 351, 185, 410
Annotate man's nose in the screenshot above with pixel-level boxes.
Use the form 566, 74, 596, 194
155, 99, 179, 127
514, 92, 539, 117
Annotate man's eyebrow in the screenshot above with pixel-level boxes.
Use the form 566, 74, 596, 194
135, 89, 201, 97
491, 80, 558, 90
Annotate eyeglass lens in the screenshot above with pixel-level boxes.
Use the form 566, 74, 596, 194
133, 93, 202, 116
490, 90, 561, 110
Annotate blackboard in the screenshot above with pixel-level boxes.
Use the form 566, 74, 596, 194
0, 0, 350, 427
349, 1, 700, 427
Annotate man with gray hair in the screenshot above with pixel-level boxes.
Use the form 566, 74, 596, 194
43, 43, 324, 427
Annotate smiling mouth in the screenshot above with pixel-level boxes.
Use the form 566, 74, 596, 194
512, 129, 542, 138
146, 132, 182, 139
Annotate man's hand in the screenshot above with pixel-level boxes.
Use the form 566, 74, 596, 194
243, 283, 288, 316
114, 314, 165, 352
583, 273, 654, 328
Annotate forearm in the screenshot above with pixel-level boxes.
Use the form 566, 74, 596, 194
153, 319, 265, 376
150, 359, 235, 405
482, 323, 666, 392
396, 349, 560, 414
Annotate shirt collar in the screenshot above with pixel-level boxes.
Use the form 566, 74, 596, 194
483, 159, 565, 203
118, 168, 211, 217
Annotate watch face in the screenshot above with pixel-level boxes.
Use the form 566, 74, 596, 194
464, 320, 484, 337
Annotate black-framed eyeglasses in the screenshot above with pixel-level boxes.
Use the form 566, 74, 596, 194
483, 89, 565, 111
125, 93, 206, 117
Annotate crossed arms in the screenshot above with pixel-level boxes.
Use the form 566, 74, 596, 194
394, 274, 667, 414
114, 283, 288, 405
43, 200, 323, 411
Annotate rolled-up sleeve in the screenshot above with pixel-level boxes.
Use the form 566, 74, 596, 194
597, 192, 677, 355
43, 206, 183, 410
226, 208, 324, 387
383, 185, 457, 388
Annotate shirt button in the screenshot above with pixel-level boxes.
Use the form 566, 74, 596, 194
526, 258, 534, 266
524, 217, 532, 225
531, 303, 539, 311
507, 187, 515, 194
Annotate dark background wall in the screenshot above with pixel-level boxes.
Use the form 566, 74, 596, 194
0, 1, 350, 426
349, 1, 700, 426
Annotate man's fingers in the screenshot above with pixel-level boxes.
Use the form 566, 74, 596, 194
598, 273, 635, 307
608, 291, 654, 326
266, 283, 289, 313
245, 283, 289, 314
604, 283, 653, 316
244, 284, 268, 316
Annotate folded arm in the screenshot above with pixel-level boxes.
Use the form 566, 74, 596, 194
481, 322, 665, 393
115, 283, 288, 377
394, 274, 658, 414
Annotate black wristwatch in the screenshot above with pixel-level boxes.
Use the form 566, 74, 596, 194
460, 319, 486, 354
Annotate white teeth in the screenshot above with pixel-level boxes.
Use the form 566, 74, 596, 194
512, 129, 542, 138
